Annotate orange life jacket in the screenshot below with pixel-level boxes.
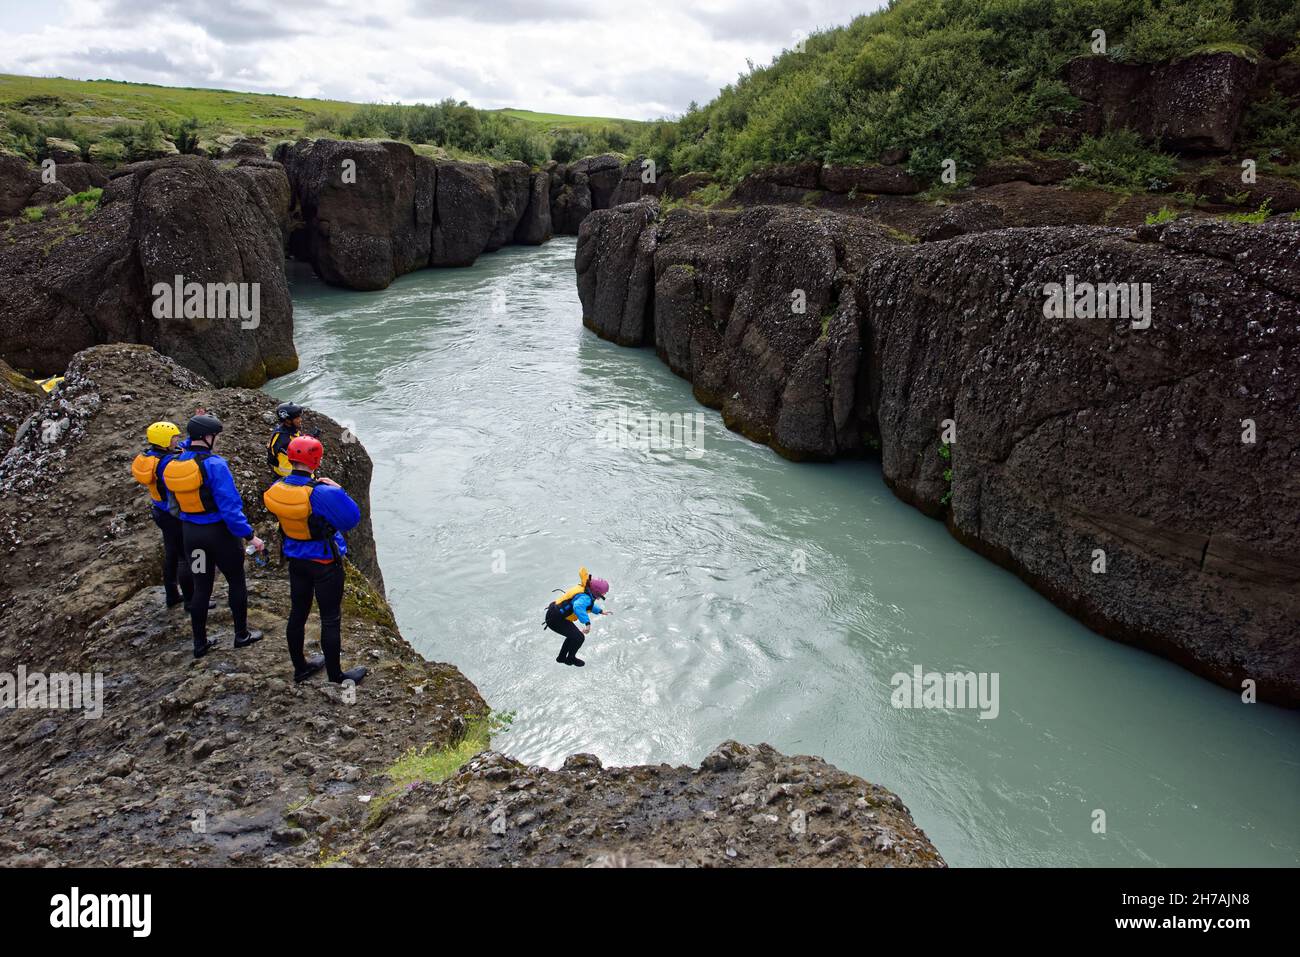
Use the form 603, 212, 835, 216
162, 452, 218, 515
130, 451, 165, 503
551, 567, 592, 622
263, 479, 338, 557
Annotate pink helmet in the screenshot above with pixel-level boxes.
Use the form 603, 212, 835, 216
588, 577, 610, 599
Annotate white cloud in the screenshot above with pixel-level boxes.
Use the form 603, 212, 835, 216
0, 0, 885, 119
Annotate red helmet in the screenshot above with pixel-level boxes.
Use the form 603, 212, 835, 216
286, 435, 323, 471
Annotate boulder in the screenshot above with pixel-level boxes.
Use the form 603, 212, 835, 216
1193, 167, 1300, 213
569, 153, 624, 209
972, 157, 1077, 188
44, 137, 82, 163
610, 156, 664, 206
432, 160, 498, 267
514, 170, 553, 245
49, 161, 109, 194
276, 139, 435, 290
919, 200, 1005, 241
731, 161, 823, 205
820, 164, 921, 195
666, 171, 714, 200
550, 169, 592, 235
0, 153, 41, 217
1066, 52, 1258, 153
27, 181, 72, 206
576, 198, 658, 345
487, 161, 532, 252
0, 358, 42, 456
0, 155, 295, 387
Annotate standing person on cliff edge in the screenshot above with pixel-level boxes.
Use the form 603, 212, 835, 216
130, 420, 200, 614
162, 414, 266, 658
266, 401, 319, 478
263, 435, 368, 686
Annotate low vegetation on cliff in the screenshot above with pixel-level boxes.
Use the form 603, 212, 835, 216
0, 73, 641, 168
633, 0, 1300, 187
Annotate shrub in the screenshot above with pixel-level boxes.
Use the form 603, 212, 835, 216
21, 206, 44, 222
1220, 200, 1272, 223
1067, 130, 1179, 192
639, 0, 1298, 181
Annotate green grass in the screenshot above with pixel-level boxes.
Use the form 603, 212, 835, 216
1145, 205, 1178, 225
493, 108, 641, 132
0, 74, 640, 168
365, 710, 514, 827
0, 73, 349, 135
1219, 200, 1272, 223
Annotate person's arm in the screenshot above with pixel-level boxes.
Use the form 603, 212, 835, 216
206, 457, 255, 539
572, 594, 593, 626
312, 484, 361, 533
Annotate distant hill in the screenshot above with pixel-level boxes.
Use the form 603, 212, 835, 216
0, 73, 641, 167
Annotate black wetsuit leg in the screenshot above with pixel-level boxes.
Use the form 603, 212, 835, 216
287, 558, 345, 678
153, 508, 187, 605
182, 521, 248, 651
546, 603, 586, 663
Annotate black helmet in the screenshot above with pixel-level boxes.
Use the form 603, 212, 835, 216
276, 401, 304, 422
187, 414, 223, 439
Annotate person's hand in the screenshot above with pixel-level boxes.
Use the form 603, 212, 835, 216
602, 610, 613, 617
249, 535, 266, 553
317, 476, 340, 487
583, 625, 591, 635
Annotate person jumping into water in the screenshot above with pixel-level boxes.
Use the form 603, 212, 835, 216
545, 567, 611, 667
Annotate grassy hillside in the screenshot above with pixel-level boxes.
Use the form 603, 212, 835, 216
0, 73, 641, 167
635, 0, 1300, 185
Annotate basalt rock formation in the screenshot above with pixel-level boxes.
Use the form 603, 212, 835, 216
0, 343, 943, 867
0, 155, 296, 388
577, 198, 1300, 705
276, 140, 561, 287
1064, 52, 1258, 153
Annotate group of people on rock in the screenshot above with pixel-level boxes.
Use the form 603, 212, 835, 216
133, 400, 616, 678
130, 402, 366, 685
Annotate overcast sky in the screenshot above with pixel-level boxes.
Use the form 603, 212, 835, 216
0, 0, 884, 119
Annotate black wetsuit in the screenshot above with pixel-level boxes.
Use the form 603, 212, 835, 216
287, 557, 346, 681
182, 521, 249, 653
151, 508, 194, 607
545, 602, 586, 663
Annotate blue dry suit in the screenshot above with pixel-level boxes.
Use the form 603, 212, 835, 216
169, 449, 255, 539
277, 473, 361, 561
569, 593, 604, 625
141, 447, 174, 512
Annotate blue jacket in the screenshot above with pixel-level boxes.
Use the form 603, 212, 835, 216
571, 593, 604, 625
142, 448, 173, 512
278, 473, 360, 561
171, 449, 255, 539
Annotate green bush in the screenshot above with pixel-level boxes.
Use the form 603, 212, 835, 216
635, 0, 1298, 182
1067, 130, 1178, 192
1220, 200, 1272, 223
1145, 205, 1178, 225
21, 206, 44, 222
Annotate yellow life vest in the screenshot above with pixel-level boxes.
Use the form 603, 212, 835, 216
553, 567, 591, 621
162, 454, 218, 515
267, 427, 297, 477
130, 452, 164, 503
263, 479, 325, 541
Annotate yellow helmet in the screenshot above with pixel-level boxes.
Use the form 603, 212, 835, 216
146, 421, 181, 449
